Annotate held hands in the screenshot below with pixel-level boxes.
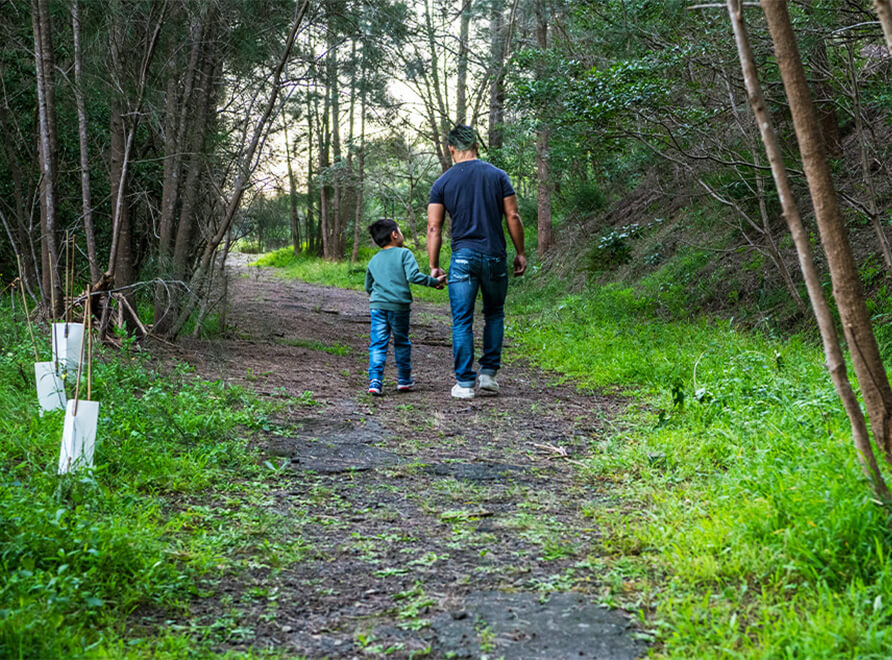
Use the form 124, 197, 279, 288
434, 273, 448, 289
513, 254, 527, 277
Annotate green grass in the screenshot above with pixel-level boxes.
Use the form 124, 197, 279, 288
508, 274, 892, 657
251, 246, 450, 303
0, 301, 309, 658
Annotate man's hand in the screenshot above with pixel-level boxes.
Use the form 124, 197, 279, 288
513, 253, 527, 277
431, 266, 446, 280
433, 273, 447, 289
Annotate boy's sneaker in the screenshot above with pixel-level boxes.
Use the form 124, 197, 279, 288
451, 383, 475, 399
397, 379, 415, 392
368, 379, 383, 396
477, 373, 499, 396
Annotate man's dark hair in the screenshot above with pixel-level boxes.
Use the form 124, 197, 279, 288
448, 124, 477, 152
368, 218, 400, 247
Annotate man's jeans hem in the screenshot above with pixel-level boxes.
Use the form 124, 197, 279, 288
479, 368, 498, 377
456, 379, 476, 388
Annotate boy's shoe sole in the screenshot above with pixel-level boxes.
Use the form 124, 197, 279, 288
451, 384, 475, 399
368, 388, 383, 396
397, 382, 414, 392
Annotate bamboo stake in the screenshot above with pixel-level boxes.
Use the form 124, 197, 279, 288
72, 288, 88, 416
86, 290, 92, 401
17, 256, 39, 362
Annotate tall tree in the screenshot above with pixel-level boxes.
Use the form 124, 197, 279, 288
727, 0, 889, 498
31, 0, 63, 317
875, 0, 892, 52
761, 0, 892, 466
72, 0, 99, 284
534, 0, 553, 256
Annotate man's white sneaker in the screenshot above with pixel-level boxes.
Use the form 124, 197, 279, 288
477, 373, 500, 396
451, 383, 475, 399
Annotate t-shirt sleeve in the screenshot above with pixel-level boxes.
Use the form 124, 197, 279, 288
500, 170, 516, 198
429, 177, 444, 205
402, 249, 438, 287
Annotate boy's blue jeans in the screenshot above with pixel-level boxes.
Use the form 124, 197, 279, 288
448, 249, 508, 387
368, 309, 412, 385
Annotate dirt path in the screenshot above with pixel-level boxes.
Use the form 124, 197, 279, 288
166, 259, 647, 659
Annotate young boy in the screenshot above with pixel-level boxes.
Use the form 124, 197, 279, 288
365, 218, 446, 395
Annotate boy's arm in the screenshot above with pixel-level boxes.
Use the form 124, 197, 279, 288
364, 267, 374, 294
402, 249, 439, 287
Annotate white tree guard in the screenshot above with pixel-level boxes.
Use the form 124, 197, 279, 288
52, 323, 84, 376
35, 361, 66, 415
58, 400, 99, 474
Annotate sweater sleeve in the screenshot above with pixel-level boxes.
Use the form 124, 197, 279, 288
402, 249, 438, 287
364, 267, 374, 294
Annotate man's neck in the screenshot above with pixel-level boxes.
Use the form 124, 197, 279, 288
452, 150, 478, 164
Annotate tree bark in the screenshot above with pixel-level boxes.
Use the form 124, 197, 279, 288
284, 115, 301, 254
155, 12, 205, 325
72, 0, 100, 284
32, 0, 63, 317
875, 0, 892, 53
488, 0, 506, 151
456, 0, 471, 125
535, 0, 553, 257
845, 43, 892, 274
762, 0, 892, 466
164, 0, 309, 338
730, 1, 889, 497
351, 61, 367, 263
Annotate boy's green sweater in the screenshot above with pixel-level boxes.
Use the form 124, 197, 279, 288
365, 247, 438, 311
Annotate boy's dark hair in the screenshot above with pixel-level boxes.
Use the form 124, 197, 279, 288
369, 218, 400, 247
448, 124, 477, 151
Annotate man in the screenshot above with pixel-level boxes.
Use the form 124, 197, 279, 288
427, 124, 526, 400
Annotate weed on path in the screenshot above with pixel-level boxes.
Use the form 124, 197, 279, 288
154, 261, 647, 658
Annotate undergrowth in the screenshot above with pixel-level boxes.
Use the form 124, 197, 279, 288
509, 275, 892, 658
0, 300, 301, 658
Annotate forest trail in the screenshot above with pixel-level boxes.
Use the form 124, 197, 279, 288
166, 257, 647, 659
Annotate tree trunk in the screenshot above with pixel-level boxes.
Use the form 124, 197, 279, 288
319, 77, 331, 259
284, 117, 301, 254
155, 15, 205, 325
306, 81, 318, 255
535, 0, 553, 257
351, 65, 367, 263
328, 30, 343, 259
762, 0, 892, 466
32, 0, 63, 317
730, 0, 889, 498
456, 0, 471, 125
72, 0, 99, 284
488, 0, 506, 151
875, 0, 892, 53
164, 0, 309, 338
846, 43, 892, 274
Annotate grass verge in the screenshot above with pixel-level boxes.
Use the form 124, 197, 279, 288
0, 301, 309, 658
509, 275, 892, 658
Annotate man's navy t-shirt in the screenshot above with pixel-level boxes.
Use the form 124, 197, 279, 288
429, 159, 516, 258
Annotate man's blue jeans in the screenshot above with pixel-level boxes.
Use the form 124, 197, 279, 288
448, 249, 508, 387
368, 309, 412, 385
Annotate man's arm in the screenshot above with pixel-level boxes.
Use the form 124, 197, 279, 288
503, 195, 526, 276
427, 202, 446, 279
